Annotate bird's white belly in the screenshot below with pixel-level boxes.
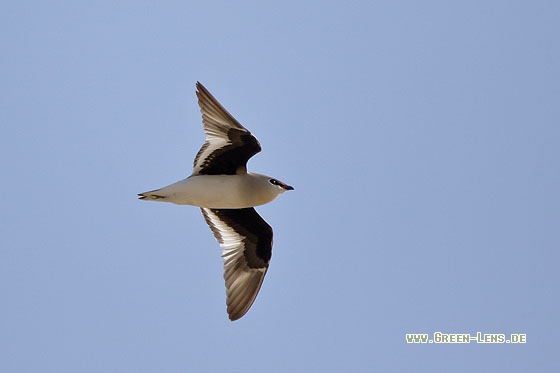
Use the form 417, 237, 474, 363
153, 174, 274, 208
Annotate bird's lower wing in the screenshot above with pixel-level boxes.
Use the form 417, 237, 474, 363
200, 207, 273, 321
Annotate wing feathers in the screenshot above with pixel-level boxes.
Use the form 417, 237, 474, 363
201, 207, 272, 321
193, 83, 261, 175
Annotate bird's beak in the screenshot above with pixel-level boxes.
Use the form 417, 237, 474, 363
284, 185, 294, 191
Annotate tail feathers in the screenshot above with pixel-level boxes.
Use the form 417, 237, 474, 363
138, 190, 167, 201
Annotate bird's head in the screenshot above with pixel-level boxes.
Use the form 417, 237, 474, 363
268, 178, 294, 192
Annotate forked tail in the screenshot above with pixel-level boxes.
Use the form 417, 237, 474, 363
138, 190, 167, 201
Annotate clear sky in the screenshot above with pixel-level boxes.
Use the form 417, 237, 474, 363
1, 1, 558, 372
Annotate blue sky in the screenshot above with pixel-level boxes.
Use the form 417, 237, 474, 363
1, 1, 559, 371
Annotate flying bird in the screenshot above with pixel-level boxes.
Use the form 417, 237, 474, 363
139, 82, 293, 321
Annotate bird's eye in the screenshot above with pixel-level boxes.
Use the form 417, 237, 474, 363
269, 179, 279, 186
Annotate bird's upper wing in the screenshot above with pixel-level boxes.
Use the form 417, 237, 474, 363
193, 82, 261, 175
201, 207, 272, 321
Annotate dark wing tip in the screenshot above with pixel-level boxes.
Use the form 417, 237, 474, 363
196, 81, 208, 95
194, 81, 244, 129
226, 269, 268, 321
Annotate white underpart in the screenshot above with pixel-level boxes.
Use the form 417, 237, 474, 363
141, 173, 286, 209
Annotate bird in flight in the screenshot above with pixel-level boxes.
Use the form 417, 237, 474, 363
139, 82, 293, 320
